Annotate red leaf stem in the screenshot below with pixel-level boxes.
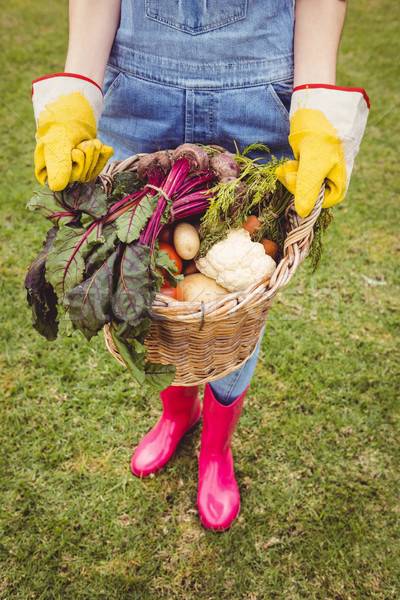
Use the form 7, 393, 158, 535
173, 171, 215, 199
46, 211, 76, 221
162, 158, 191, 197
60, 220, 101, 293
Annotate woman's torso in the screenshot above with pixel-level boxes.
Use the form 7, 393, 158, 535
110, 0, 294, 88
99, 1, 295, 159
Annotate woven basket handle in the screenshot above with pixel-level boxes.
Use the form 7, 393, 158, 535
284, 182, 325, 256
267, 182, 325, 292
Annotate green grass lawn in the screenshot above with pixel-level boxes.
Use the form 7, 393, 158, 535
1, 1, 399, 599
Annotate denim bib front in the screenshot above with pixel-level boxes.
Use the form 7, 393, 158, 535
99, 0, 295, 159
111, 0, 294, 88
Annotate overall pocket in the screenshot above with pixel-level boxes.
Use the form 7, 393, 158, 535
102, 65, 124, 101
268, 79, 294, 119
145, 0, 247, 35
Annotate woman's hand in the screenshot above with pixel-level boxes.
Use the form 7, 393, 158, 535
32, 74, 113, 191
276, 85, 370, 217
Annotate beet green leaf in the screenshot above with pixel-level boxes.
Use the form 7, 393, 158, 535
116, 193, 159, 244
45, 221, 105, 298
113, 243, 155, 327
110, 333, 148, 385
65, 249, 119, 340
144, 360, 176, 392
154, 246, 183, 287
27, 189, 76, 227
83, 223, 118, 278
25, 228, 59, 340
110, 328, 175, 391
114, 316, 152, 342
60, 181, 109, 219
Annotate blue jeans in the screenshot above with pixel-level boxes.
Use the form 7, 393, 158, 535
98, 1, 294, 403
209, 329, 265, 404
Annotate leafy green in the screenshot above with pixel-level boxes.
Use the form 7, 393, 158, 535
26, 189, 76, 227
27, 182, 111, 230
116, 194, 159, 244
154, 245, 183, 288
45, 221, 106, 298
83, 223, 118, 278
114, 315, 153, 342
25, 228, 59, 341
111, 332, 148, 384
110, 327, 176, 391
112, 243, 155, 327
24, 171, 181, 392
65, 249, 119, 341
143, 360, 176, 392
110, 171, 141, 202
60, 181, 109, 220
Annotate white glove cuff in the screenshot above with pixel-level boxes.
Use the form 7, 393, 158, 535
290, 84, 370, 146
290, 84, 370, 194
32, 73, 103, 125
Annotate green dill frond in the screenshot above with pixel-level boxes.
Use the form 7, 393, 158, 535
240, 142, 271, 156
198, 221, 233, 257
307, 208, 334, 271
198, 144, 227, 158
199, 150, 291, 256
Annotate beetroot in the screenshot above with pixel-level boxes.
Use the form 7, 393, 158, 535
210, 153, 240, 180
171, 143, 209, 171
226, 181, 248, 218
219, 176, 237, 184
137, 150, 171, 182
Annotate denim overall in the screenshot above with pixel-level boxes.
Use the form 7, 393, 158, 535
98, 0, 295, 403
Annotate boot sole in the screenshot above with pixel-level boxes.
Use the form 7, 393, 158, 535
199, 504, 241, 532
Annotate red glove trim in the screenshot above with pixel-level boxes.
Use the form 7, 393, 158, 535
293, 83, 370, 109
31, 73, 103, 97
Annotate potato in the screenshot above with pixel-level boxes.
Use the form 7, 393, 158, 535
173, 222, 200, 260
178, 273, 229, 303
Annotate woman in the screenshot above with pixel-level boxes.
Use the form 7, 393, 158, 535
32, 0, 369, 530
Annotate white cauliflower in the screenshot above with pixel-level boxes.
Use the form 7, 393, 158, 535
195, 229, 276, 292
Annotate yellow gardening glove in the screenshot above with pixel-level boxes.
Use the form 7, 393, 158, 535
276, 85, 370, 218
32, 74, 113, 191
70, 139, 109, 182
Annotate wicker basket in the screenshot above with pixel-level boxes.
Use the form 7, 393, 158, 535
100, 153, 324, 386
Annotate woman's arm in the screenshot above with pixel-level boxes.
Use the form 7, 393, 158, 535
293, 0, 347, 86
64, 0, 121, 87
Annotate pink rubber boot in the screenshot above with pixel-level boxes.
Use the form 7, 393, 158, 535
131, 385, 201, 477
197, 383, 247, 530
